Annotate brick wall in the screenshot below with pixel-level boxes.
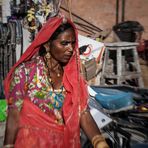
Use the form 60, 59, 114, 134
61, 0, 148, 39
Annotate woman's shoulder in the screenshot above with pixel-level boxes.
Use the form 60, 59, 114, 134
14, 56, 43, 75
18, 56, 43, 68
25, 56, 43, 67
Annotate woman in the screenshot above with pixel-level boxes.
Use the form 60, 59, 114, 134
4, 16, 109, 148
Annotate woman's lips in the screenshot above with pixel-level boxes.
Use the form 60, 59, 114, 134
64, 55, 72, 59
62, 54, 73, 62
64, 52, 73, 58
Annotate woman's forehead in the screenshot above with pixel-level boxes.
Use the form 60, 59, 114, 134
55, 28, 75, 40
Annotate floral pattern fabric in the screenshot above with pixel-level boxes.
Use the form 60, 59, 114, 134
9, 56, 65, 124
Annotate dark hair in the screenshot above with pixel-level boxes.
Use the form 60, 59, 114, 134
39, 23, 74, 56
50, 23, 73, 41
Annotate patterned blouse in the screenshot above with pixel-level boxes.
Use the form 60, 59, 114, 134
9, 56, 65, 124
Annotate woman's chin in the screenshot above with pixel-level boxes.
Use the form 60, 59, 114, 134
61, 57, 72, 65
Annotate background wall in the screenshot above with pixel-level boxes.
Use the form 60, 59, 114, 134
61, 0, 148, 39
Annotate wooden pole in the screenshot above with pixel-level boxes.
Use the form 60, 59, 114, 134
122, 0, 125, 22
116, 0, 119, 24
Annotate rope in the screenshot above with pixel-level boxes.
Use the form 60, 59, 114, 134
64, 0, 73, 21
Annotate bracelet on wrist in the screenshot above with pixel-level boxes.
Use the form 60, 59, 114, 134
91, 135, 109, 148
91, 135, 105, 145
95, 140, 109, 148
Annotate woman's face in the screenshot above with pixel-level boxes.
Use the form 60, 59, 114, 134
49, 28, 76, 64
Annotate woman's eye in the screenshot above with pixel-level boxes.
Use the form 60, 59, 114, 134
61, 41, 69, 45
60, 40, 76, 46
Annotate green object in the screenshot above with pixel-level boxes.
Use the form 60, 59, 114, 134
0, 99, 7, 122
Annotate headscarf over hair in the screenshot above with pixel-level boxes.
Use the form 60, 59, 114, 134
4, 16, 88, 147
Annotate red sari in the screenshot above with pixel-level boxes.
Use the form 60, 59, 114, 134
4, 17, 88, 148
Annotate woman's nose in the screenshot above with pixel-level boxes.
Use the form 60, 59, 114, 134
67, 43, 73, 51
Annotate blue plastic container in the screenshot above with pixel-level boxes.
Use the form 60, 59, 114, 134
91, 87, 134, 110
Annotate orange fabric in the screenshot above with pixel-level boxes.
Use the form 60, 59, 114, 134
4, 16, 88, 147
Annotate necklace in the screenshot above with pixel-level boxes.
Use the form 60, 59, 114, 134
44, 55, 62, 77
43, 55, 63, 89
45, 64, 65, 108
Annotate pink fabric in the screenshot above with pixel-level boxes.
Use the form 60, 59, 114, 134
4, 16, 89, 148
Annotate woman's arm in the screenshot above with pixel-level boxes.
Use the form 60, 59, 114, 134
4, 64, 25, 147
80, 110, 109, 148
4, 108, 20, 146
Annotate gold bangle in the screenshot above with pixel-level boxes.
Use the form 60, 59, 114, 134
95, 141, 110, 148
93, 138, 106, 148
91, 135, 105, 146
3, 144, 14, 148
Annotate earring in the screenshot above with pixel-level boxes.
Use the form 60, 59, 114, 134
45, 46, 50, 53
45, 52, 51, 59
45, 43, 51, 59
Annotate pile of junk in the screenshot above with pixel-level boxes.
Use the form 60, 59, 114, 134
79, 21, 148, 148
0, 0, 148, 148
